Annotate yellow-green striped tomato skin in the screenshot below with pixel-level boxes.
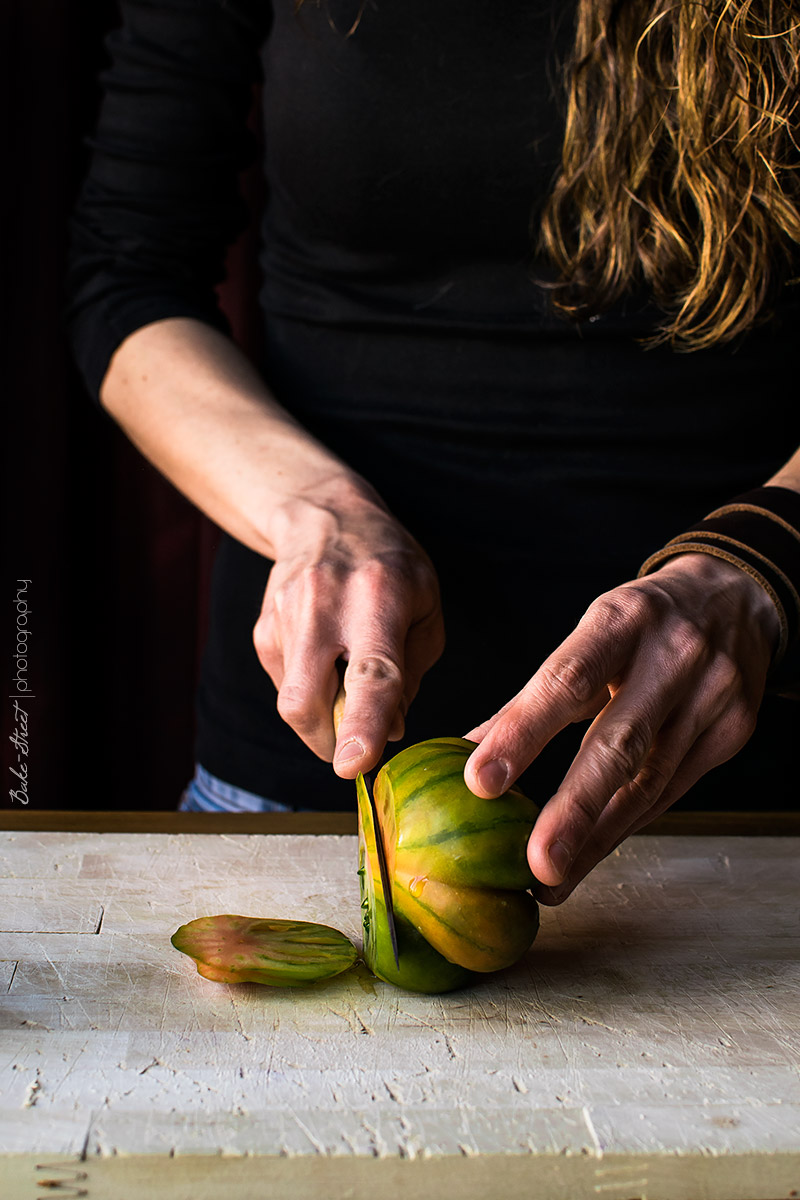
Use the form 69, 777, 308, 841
360, 738, 540, 988
357, 774, 473, 993
393, 872, 540, 974
365, 892, 475, 993
377, 738, 539, 891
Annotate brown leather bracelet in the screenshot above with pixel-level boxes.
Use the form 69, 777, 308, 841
638, 486, 800, 673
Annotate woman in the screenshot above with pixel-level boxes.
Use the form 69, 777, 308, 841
65, 0, 800, 905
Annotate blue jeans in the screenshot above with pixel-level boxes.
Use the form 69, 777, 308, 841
178, 763, 297, 813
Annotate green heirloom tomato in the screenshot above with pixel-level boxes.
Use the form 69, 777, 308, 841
358, 772, 474, 993
358, 738, 540, 989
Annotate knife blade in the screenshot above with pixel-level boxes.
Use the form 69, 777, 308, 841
333, 677, 400, 969
362, 761, 400, 969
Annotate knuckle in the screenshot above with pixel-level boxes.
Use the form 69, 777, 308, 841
584, 594, 627, 631
594, 721, 651, 780
698, 702, 758, 770
707, 652, 744, 697
724, 701, 758, 751
539, 656, 598, 707
560, 790, 605, 839
410, 612, 447, 670
252, 619, 269, 658
276, 685, 318, 733
252, 619, 279, 667
346, 654, 403, 689
361, 553, 439, 609
664, 617, 707, 671
589, 587, 656, 631
300, 561, 340, 605
625, 758, 670, 811
363, 552, 411, 583
425, 619, 447, 660
621, 585, 664, 626
358, 558, 396, 593
430, 629, 447, 665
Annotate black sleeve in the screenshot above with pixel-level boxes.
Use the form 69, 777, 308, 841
63, 0, 271, 408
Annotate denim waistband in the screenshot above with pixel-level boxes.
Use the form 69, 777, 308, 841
178, 763, 295, 813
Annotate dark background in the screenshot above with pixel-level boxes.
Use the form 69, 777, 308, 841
2, 1, 265, 810
3, 4, 797, 816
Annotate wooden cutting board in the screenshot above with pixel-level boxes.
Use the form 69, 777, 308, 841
1, 826, 798, 1199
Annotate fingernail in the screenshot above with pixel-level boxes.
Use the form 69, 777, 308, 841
548, 840, 572, 880
335, 738, 365, 764
477, 759, 509, 796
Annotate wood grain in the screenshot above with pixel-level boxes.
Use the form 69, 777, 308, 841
1, 830, 799, 1199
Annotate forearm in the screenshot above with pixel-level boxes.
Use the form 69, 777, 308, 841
99, 316, 380, 558
765, 447, 800, 492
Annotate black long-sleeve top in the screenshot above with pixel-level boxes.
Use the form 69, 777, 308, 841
65, 0, 800, 809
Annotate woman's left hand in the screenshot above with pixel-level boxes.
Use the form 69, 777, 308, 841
463, 552, 781, 905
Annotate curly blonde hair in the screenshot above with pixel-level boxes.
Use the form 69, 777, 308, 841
296, 0, 800, 349
539, 0, 800, 349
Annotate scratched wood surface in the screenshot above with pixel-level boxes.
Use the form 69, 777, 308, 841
1, 830, 799, 1200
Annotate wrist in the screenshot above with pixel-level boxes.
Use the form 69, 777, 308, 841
266, 471, 391, 561
638, 486, 800, 671
647, 551, 783, 661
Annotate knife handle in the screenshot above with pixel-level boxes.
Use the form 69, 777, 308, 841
332, 680, 347, 740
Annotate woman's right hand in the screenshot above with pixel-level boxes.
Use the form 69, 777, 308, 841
253, 479, 446, 777
97, 317, 444, 773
